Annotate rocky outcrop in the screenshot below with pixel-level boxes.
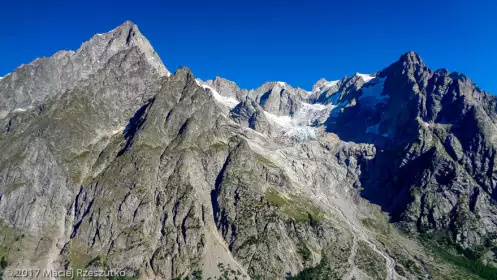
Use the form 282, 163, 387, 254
205, 77, 248, 101
0, 21, 168, 118
249, 82, 308, 116
229, 98, 271, 135
0, 21, 495, 280
325, 52, 497, 259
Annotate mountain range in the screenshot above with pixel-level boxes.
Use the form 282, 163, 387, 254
0, 21, 496, 280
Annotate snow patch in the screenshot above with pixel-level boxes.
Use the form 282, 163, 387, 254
356, 73, 375, 82
320, 80, 339, 89
264, 112, 293, 128
358, 77, 389, 106
313, 80, 340, 94
264, 111, 319, 141
325, 91, 341, 106
365, 124, 380, 135
0, 72, 10, 80
111, 126, 125, 135
264, 102, 332, 141
329, 100, 348, 117
295, 103, 330, 125
202, 84, 240, 109
0, 110, 8, 119
284, 126, 318, 141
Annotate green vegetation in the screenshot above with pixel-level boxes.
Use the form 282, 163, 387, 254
208, 142, 228, 152
192, 269, 203, 280
286, 255, 340, 280
0, 152, 26, 170
361, 216, 391, 236
297, 244, 313, 262
0, 222, 19, 257
0, 256, 7, 269
3, 183, 25, 195
0, 255, 7, 280
255, 154, 278, 168
213, 263, 246, 280
265, 189, 287, 207
108, 276, 139, 280
264, 189, 324, 222
66, 239, 93, 279
355, 241, 387, 280
421, 233, 497, 280
375, 235, 422, 277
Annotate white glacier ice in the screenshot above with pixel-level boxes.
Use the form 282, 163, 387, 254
202, 84, 240, 109
264, 102, 332, 141
358, 77, 389, 106
365, 124, 380, 135
356, 73, 375, 83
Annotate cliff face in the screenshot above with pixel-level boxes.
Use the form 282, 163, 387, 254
328, 52, 497, 249
0, 22, 496, 280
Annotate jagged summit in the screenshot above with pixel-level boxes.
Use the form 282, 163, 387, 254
379, 50, 428, 79
399, 50, 424, 65
1, 22, 497, 280
78, 20, 170, 76
0, 21, 169, 116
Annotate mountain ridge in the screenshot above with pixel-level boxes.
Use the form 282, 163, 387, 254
0, 20, 496, 280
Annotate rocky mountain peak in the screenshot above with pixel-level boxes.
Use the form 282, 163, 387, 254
399, 51, 424, 67
2, 22, 497, 280
379, 51, 429, 79
79, 20, 170, 76
0, 20, 169, 116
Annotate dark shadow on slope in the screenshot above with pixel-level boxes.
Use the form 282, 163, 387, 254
210, 153, 231, 238
117, 98, 155, 156
259, 91, 272, 108
358, 146, 438, 222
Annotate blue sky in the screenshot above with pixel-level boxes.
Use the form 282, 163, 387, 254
1, 0, 496, 93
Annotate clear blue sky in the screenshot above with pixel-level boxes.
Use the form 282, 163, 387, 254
1, 0, 496, 93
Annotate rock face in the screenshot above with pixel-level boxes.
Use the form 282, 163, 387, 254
323, 52, 497, 247
0, 21, 168, 118
249, 82, 308, 116
0, 22, 496, 280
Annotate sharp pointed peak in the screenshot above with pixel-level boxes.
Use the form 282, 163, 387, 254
211, 76, 238, 85
312, 78, 340, 91
78, 20, 170, 76
354, 72, 375, 82
378, 51, 428, 78
111, 20, 141, 37
398, 51, 425, 66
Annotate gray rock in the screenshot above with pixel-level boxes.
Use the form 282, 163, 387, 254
0, 21, 494, 280
0, 20, 168, 116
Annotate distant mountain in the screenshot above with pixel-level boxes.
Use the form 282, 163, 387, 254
0, 21, 496, 280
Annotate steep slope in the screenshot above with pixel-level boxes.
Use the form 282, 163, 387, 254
0, 21, 169, 277
0, 21, 168, 119
0, 22, 495, 280
325, 52, 497, 267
